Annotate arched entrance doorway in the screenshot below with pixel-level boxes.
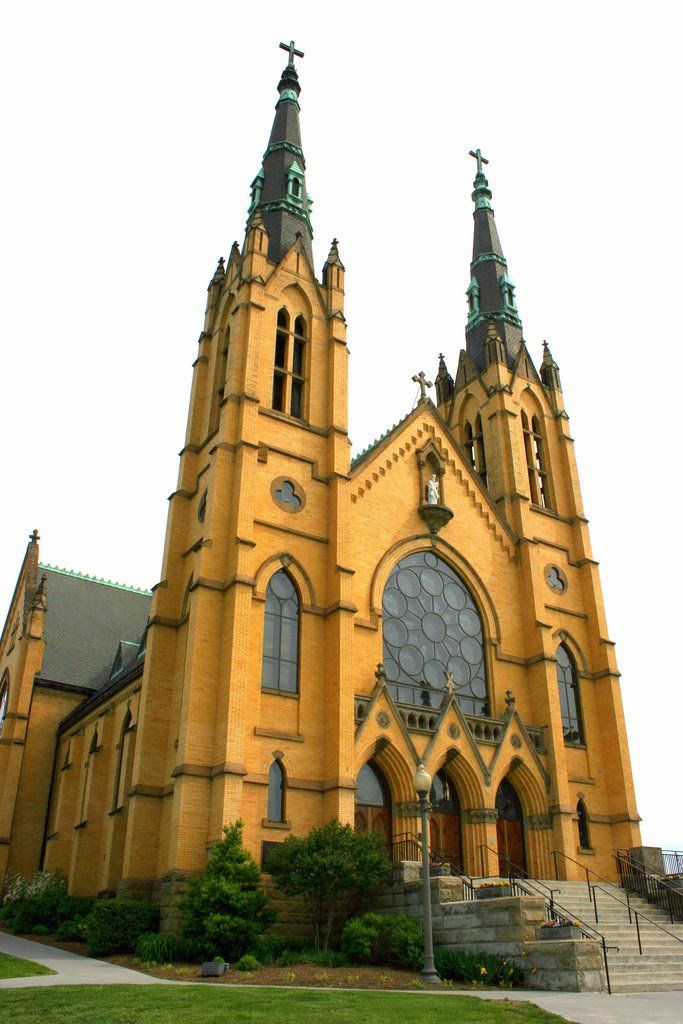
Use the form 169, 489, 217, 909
355, 762, 391, 845
429, 769, 463, 872
495, 778, 526, 876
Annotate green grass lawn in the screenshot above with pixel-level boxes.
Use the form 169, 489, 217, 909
0, 952, 54, 979
0, 984, 572, 1023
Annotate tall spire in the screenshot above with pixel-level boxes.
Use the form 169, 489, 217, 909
247, 41, 314, 268
465, 150, 523, 372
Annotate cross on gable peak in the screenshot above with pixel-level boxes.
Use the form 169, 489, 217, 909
412, 371, 433, 402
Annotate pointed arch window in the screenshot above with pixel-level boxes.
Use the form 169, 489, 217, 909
466, 277, 480, 317
577, 799, 591, 850
78, 728, 99, 825
556, 644, 584, 745
271, 308, 307, 420
474, 415, 488, 488
522, 411, 552, 508
0, 671, 8, 738
261, 570, 300, 694
112, 709, 134, 812
267, 760, 286, 823
464, 422, 476, 470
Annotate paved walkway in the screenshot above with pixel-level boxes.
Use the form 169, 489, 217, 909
0, 931, 162, 987
1, 931, 682, 1023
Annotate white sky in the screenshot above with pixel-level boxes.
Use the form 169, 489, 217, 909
1, 1, 681, 850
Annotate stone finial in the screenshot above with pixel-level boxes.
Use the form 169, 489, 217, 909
505, 689, 516, 708
540, 340, 561, 389
374, 663, 388, 685
434, 353, 454, 405
444, 670, 456, 697
210, 256, 225, 287
29, 529, 40, 544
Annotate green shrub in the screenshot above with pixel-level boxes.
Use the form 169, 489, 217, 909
0, 871, 93, 935
179, 821, 274, 963
135, 932, 183, 964
277, 948, 348, 968
84, 899, 159, 957
268, 820, 391, 951
340, 913, 423, 971
55, 919, 86, 942
236, 954, 260, 972
30, 923, 50, 936
434, 948, 525, 988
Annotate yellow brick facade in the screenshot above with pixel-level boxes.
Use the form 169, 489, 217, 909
0, 58, 643, 909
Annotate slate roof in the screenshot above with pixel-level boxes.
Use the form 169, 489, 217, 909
36, 565, 151, 691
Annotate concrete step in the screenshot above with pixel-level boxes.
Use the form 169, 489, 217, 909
610, 978, 683, 987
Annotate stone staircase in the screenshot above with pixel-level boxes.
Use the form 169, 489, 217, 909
532, 878, 683, 992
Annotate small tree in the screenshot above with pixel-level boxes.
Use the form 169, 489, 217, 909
179, 821, 274, 961
268, 820, 391, 951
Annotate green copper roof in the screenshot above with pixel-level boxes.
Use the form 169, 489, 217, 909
38, 563, 151, 596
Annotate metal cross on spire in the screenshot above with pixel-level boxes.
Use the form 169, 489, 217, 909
469, 148, 489, 176
279, 39, 305, 66
412, 371, 433, 402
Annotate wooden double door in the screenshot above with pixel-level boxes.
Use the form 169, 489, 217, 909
495, 778, 527, 876
429, 769, 463, 872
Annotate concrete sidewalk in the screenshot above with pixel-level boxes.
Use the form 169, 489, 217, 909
0, 931, 162, 987
2, 931, 683, 1023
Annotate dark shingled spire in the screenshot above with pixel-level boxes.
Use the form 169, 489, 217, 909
247, 47, 314, 268
465, 151, 523, 372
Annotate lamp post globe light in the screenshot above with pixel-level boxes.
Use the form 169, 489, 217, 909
413, 762, 440, 984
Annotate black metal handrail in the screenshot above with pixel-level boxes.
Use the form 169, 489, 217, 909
475, 844, 559, 905
390, 831, 478, 898
663, 849, 683, 876
474, 843, 615, 993
590, 882, 683, 955
552, 848, 624, 901
615, 851, 683, 924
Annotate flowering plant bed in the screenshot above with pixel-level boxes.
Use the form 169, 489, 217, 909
539, 921, 584, 940
475, 883, 514, 899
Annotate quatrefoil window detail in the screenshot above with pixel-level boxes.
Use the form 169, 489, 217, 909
271, 476, 305, 514
545, 566, 567, 593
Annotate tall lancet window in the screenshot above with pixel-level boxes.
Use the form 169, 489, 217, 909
271, 309, 307, 421
522, 411, 552, 509
291, 316, 306, 419
261, 570, 300, 694
267, 760, 286, 822
474, 415, 488, 489
464, 422, 476, 470
556, 644, 584, 745
272, 308, 289, 412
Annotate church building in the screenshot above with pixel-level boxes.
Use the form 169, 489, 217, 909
0, 44, 643, 915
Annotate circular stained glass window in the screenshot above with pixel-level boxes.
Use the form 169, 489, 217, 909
382, 552, 488, 716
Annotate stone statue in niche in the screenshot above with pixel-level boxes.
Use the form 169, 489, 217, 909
427, 473, 440, 505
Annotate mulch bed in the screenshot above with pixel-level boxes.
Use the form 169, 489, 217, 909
110, 957, 437, 990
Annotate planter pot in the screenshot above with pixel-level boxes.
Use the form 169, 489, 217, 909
540, 925, 584, 941
201, 962, 227, 977
475, 884, 513, 899
429, 866, 452, 877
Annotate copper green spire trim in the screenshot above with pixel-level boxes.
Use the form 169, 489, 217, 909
246, 41, 314, 268
469, 148, 492, 211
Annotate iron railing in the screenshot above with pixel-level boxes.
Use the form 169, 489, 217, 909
476, 843, 615, 993
590, 881, 683, 955
663, 850, 683, 876
390, 832, 477, 898
615, 851, 683, 924
552, 848, 625, 902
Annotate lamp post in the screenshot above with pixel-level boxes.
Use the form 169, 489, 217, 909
413, 762, 440, 984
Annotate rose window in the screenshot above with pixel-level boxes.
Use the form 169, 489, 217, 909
382, 551, 488, 716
